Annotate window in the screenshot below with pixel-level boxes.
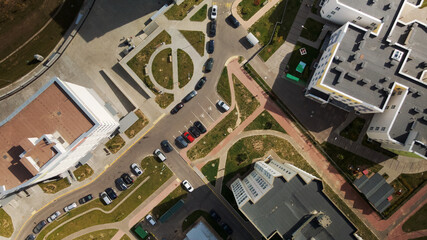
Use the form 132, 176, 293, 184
352, 20, 357, 23
391, 105, 396, 109
369, 127, 374, 130
385, 106, 389, 109
335, 7, 340, 10
371, 23, 376, 26
357, 16, 362, 20
331, 11, 336, 14
381, 127, 386, 131
327, 15, 331, 18
375, 127, 380, 130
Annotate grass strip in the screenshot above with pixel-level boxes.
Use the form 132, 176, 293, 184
190, 4, 207, 21
201, 159, 219, 186
300, 18, 324, 41
402, 203, 427, 232
73, 164, 94, 182
155, 93, 174, 109
165, 0, 201, 20
0, 209, 13, 237
72, 229, 118, 240
339, 117, 366, 141
187, 109, 238, 160
180, 30, 205, 56
238, 0, 267, 20
152, 186, 187, 219
178, 49, 194, 88
232, 74, 260, 122
244, 110, 286, 133
152, 48, 173, 89
217, 67, 231, 105
105, 135, 125, 154
125, 110, 149, 139
39, 178, 70, 194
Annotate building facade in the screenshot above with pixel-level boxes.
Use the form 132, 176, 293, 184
0, 77, 119, 199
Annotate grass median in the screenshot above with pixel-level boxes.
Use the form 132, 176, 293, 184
201, 158, 219, 186
178, 49, 194, 88
39, 156, 173, 240
232, 74, 259, 122
244, 110, 286, 134
0, 209, 13, 238
73, 229, 118, 240
190, 4, 207, 21
165, 0, 201, 20
39, 178, 70, 194
217, 67, 231, 105
180, 30, 205, 56
124, 110, 149, 139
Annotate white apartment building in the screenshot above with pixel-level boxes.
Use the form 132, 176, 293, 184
0, 77, 119, 199
306, 0, 427, 158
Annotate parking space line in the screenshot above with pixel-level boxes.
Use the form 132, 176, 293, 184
206, 96, 217, 107
189, 120, 194, 125
191, 111, 203, 122
184, 125, 187, 129
178, 130, 183, 134
198, 103, 215, 121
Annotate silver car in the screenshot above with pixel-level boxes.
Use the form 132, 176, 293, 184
64, 202, 77, 212
217, 100, 230, 112
47, 211, 61, 223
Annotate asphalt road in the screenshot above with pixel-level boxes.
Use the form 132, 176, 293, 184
18, 2, 264, 239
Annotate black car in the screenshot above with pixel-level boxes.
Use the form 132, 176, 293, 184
161, 140, 173, 153
227, 15, 240, 28
207, 40, 214, 54
194, 121, 207, 133
175, 136, 188, 148
183, 90, 197, 102
26, 234, 36, 240
205, 58, 214, 73
78, 194, 93, 204
209, 210, 221, 222
195, 77, 207, 90
105, 187, 117, 200
115, 178, 128, 191
171, 102, 184, 114
121, 173, 134, 185
209, 20, 216, 37
222, 223, 233, 235
189, 126, 200, 138
33, 220, 47, 234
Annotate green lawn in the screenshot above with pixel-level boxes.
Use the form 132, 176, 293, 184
39, 178, 70, 194
165, 0, 201, 20
250, 0, 301, 61
190, 4, 207, 21
124, 110, 149, 138
0, 209, 13, 238
232, 74, 260, 122
0, 0, 84, 87
217, 67, 231, 105
362, 135, 397, 158
340, 117, 366, 141
285, 42, 320, 84
120, 234, 131, 240
152, 48, 173, 89
127, 30, 172, 94
39, 156, 173, 240
72, 229, 118, 240
155, 93, 174, 109
201, 158, 219, 186
105, 135, 125, 154
73, 164, 94, 182
311, 0, 319, 13
321, 142, 383, 181
238, 0, 267, 20
244, 110, 286, 134
180, 30, 205, 56
300, 18, 324, 41
182, 210, 228, 239
187, 109, 238, 160
177, 49, 194, 88
387, 148, 426, 159
151, 186, 187, 219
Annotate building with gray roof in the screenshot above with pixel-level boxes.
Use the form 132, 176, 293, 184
230, 157, 358, 239
306, 0, 427, 159
354, 173, 394, 213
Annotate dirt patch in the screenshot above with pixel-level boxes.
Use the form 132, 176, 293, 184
252, 140, 264, 151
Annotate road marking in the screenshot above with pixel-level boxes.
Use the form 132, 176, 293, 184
189, 120, 194, 125
226, 2, 231, 8
184, 125, 187, 129
198, 103, 215, 121
178, 130, 183, 134
206, 96, 216, 106
191, 111, 202, 122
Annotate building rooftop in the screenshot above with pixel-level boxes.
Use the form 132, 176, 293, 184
0, 82, 94, 189
354, 173, 394, 213
236, 160, 357, 239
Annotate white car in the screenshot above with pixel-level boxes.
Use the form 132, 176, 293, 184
182, 180, 194, 192
131, 163, 143, 176
146, 214, 157, 226
47, 211, 61, 223
154, 149, 166, 162
63, 202, 77, 212
217, 100, 230, 112
211, 5, 218, 20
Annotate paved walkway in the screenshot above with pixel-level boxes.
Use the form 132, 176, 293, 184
231, 0, 282, 30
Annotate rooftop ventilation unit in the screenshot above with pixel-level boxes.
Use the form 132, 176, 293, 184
381, 77, 390, 83
391, 49, 403, 62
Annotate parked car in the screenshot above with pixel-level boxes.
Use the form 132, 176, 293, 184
115, 178, 128, 191
105, 188, 117, 200
189, 126, 201, 138
79, 194, 93, 204
183, 90, 197, 102
25, 234, 36, 240
122, 173, 134, 185
210, 5, 218, 20
194, 121, 207, 134
100, 192, 112, 205
161, 140, 173, 153
63, 202, 77, 212
175, 136, 188, 148
131, 163, 143, 176
182, 180, 194, 192
154, 149, 167, 162
209, 210, 221, 222
183, 131, 195, 143
207, 40, 214, 54
205, 58, 214, 72
209, 20, 216, 37
217, 100, 230, 111
227, 14, 240, 28
171, 102, 184, 114
222, 223, 233, 235
47, 211, 61, 223
195, 77, 207, 90
33, 220, 47, 234
146, 214, 157, 226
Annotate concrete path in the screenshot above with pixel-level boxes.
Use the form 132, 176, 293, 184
231, 0, 282, 30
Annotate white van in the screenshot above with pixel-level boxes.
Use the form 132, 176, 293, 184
154, 149, 166, 162
100, 192, 112, 205
246, 33, 259, 48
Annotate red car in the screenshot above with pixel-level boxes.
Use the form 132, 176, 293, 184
183, 131, 195, 143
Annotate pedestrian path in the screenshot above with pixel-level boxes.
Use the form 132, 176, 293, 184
231, 0, 282, 30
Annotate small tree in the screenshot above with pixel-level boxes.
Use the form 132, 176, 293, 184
254, 0, 260, 6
